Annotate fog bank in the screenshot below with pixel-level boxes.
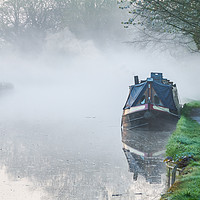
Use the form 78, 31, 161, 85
0, 32, 200, 124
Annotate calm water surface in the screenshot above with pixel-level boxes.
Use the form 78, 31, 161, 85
0, 85, 173, 200
0, 116, 170, 200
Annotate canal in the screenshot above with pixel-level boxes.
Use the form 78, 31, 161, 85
0, 53, 181, 200
0, 104, 171, 199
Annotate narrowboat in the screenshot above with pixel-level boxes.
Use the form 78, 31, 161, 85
121, 73, 181, 131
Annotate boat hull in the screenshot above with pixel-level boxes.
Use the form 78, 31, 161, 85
122, 106, 179, 131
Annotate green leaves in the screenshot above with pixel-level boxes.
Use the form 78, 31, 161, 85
119, 0, 200, 51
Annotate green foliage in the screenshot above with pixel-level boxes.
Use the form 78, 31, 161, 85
118, 0, 200, 51
181, 101, 200, 117
163, 168, 200, 200
163, 101, 200, 199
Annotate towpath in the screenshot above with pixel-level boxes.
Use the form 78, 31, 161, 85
190, 108, 200, 124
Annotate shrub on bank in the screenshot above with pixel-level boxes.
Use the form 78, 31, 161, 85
161, 101, 200, 200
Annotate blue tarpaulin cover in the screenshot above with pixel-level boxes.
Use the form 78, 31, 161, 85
152, 81, 176, 110
124, 82, 147, 109
123, 80, 176, 110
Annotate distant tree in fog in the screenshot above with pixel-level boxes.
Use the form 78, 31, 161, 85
0, 0, 122, 50
0, 0, 26, 42
118, 0, 200, 52
0, 0, 63, 49
53, 0, 122, 42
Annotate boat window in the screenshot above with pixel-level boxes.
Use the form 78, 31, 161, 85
154, 95, 160, 105
140, 95, 146, 105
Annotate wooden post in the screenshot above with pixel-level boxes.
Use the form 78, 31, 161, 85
171, 165, 177, 185
168, 168, 171, 188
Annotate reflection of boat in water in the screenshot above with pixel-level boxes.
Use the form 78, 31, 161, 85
122, 129, 171, 184
122, 72, 181, 131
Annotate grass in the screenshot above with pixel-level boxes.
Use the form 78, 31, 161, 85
161, 101, 200, 200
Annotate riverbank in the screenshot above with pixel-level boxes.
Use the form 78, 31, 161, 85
161, 101, 200, 200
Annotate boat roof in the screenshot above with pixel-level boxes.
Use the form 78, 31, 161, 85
123, 73, 177, 110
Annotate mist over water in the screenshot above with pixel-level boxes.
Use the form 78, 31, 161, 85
1, 35, 200, 121
0, 7, 200, 199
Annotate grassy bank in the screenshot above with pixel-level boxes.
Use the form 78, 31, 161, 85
161, 101, 200, 200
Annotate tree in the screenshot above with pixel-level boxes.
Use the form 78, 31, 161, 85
0, 0, 64, 50
0, 0, 27, 42
0, 0, 123, 50
118, 0, 200, 51
60, 0, 121, 42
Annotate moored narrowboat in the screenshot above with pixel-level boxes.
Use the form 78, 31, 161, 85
121, 73, 181, 131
